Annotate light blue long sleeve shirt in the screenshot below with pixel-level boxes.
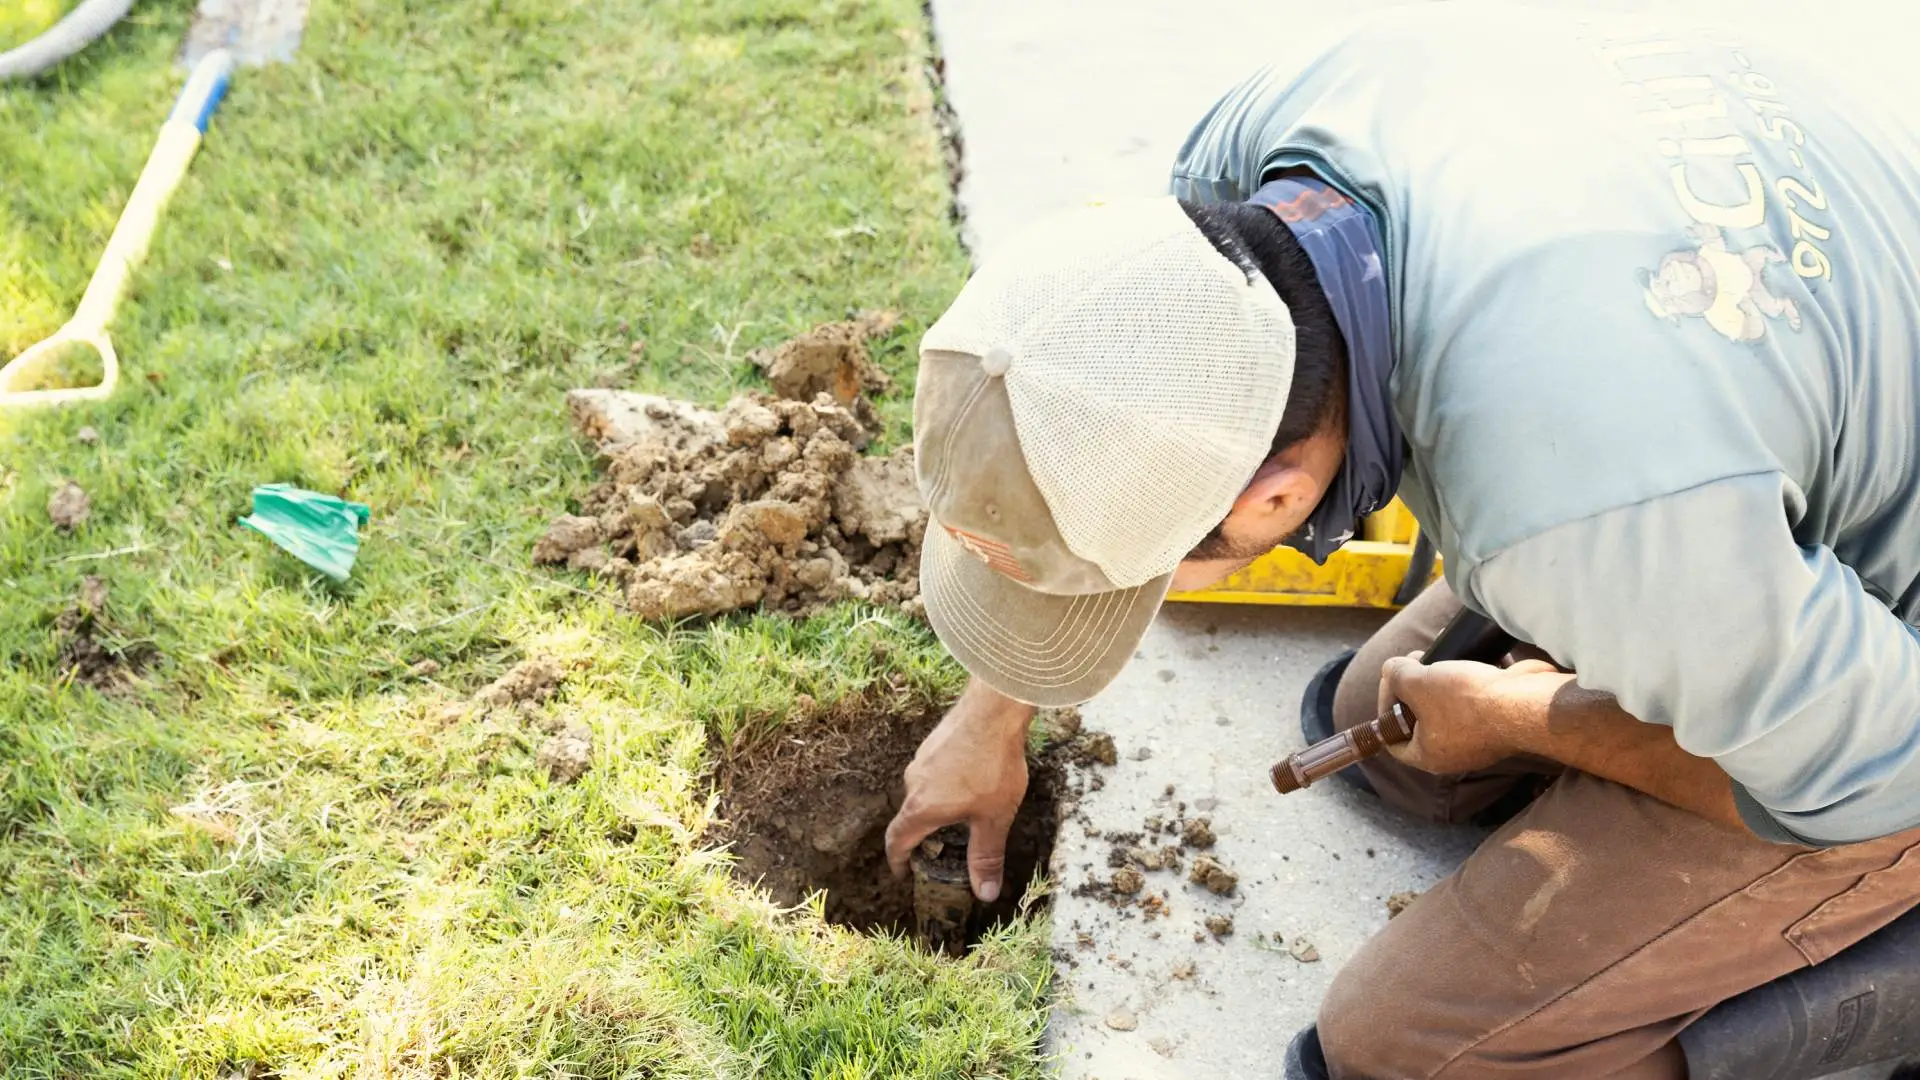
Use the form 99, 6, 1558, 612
1172, 4, 1920, 844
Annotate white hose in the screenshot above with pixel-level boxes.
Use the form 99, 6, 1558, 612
0, 0, 136, 82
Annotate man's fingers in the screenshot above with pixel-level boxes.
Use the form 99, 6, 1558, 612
967, 815, 1012, 903
1385, 736, 1421, 767
1505, 657, 1563, 676
1380, 654, 1422, 701
1376, 652, 1423, 716
884, 806, 936, 880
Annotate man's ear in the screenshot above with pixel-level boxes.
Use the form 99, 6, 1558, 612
1227, 459, 1320, 532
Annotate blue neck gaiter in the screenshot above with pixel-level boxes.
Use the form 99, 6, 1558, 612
1248, 176, 1404, 564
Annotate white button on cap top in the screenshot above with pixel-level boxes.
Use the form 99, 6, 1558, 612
981, 345, 1013, 376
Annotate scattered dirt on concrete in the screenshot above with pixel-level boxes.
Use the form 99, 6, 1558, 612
1180, 816, 1216, 850
48, 481, 90, 530
1104, 1007, 1138, 1032
1188, 854, 1239, 897
1077, 800, 1231, 920
1205, 914, 1235, 939
1289, 935, 1322, 963
1387, 890, 1422, 918
713, 693, 1107, 950
1126, 844, 1183, 873
1068, 730, 1118, 768
749, 311, 899, 428
537, 721, 593, 783
52, 576, 156, 692
539, 388, 925, 621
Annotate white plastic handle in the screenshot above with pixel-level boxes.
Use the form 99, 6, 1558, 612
0, 50, 232, 410
0, 329, 120, 407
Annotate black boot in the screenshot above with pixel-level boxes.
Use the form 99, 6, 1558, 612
1284, 1024, 1331, 1080
1681, 903, 1920, 1079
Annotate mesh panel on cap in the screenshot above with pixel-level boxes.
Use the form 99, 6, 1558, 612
922, 198, 1229, 362
919, 197, 1295, 586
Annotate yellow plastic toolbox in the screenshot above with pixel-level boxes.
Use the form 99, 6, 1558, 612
1167, 497, 1440, 609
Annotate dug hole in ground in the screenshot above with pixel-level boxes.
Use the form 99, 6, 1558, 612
534, 312, 1104, 954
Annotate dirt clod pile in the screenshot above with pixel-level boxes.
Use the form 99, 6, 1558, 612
537, 721, 594, 783
539, 387, 925, 621
476, 657, 565, 708
1180, 816, 1216, 850
1188, 854, 1239, 897
749, 310, 899, 428
48, 481, 90, 530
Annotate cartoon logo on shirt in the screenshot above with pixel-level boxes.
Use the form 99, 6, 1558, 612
1641, 224, 1803, 343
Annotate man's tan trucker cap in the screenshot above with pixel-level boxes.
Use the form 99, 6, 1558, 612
916, 196, 1296, 706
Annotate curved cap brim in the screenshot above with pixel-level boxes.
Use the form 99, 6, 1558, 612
921, 520, 1170, 707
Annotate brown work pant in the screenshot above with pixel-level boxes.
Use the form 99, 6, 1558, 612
1320, 582, 1920, 1080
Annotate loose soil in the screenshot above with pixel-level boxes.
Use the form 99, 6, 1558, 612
713, 695, 1105, 950
52, 576, 157, 692
48, 481, 90, 530
747, 310, 899, 428
1188, 854, 1239, 897
536, 721, 593, 783
1072, 795, 1242, 946
475, 657, 565, 707
538, 388, 925, 621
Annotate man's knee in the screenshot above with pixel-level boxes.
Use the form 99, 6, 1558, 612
1316, 892, 1490, 1080
1319, 956, 1497, 1080
1318, 948, 1398, 1079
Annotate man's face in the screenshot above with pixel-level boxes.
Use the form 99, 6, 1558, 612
1166, 417, 1346, 593
1169, 499, 1314, 592
1168, 478, 1331, 594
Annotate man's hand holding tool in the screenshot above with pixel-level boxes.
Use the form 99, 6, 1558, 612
1272, 609, 1521, 793
1378, 655, 1571, 775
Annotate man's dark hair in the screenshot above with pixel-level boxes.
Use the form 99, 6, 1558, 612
1179, 199, 1346, 454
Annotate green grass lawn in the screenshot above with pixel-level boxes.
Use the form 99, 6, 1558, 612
0, 1, 1055, 1076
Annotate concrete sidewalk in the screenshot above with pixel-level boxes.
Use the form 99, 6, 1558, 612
1040, 604, 1481, 1075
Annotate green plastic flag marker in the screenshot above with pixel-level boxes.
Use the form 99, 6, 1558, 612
238, 483, 371, 582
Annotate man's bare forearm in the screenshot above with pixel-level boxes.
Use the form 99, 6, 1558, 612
953, 677, 1038, 738
1512, 676, 1746, 833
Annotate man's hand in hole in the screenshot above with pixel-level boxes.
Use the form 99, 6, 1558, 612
885, 679, 1035, 903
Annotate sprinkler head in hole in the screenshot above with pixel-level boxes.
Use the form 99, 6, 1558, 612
910, 824, 975, 956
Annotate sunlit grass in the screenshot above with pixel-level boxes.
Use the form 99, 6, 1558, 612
0, 2, 1051, 1076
